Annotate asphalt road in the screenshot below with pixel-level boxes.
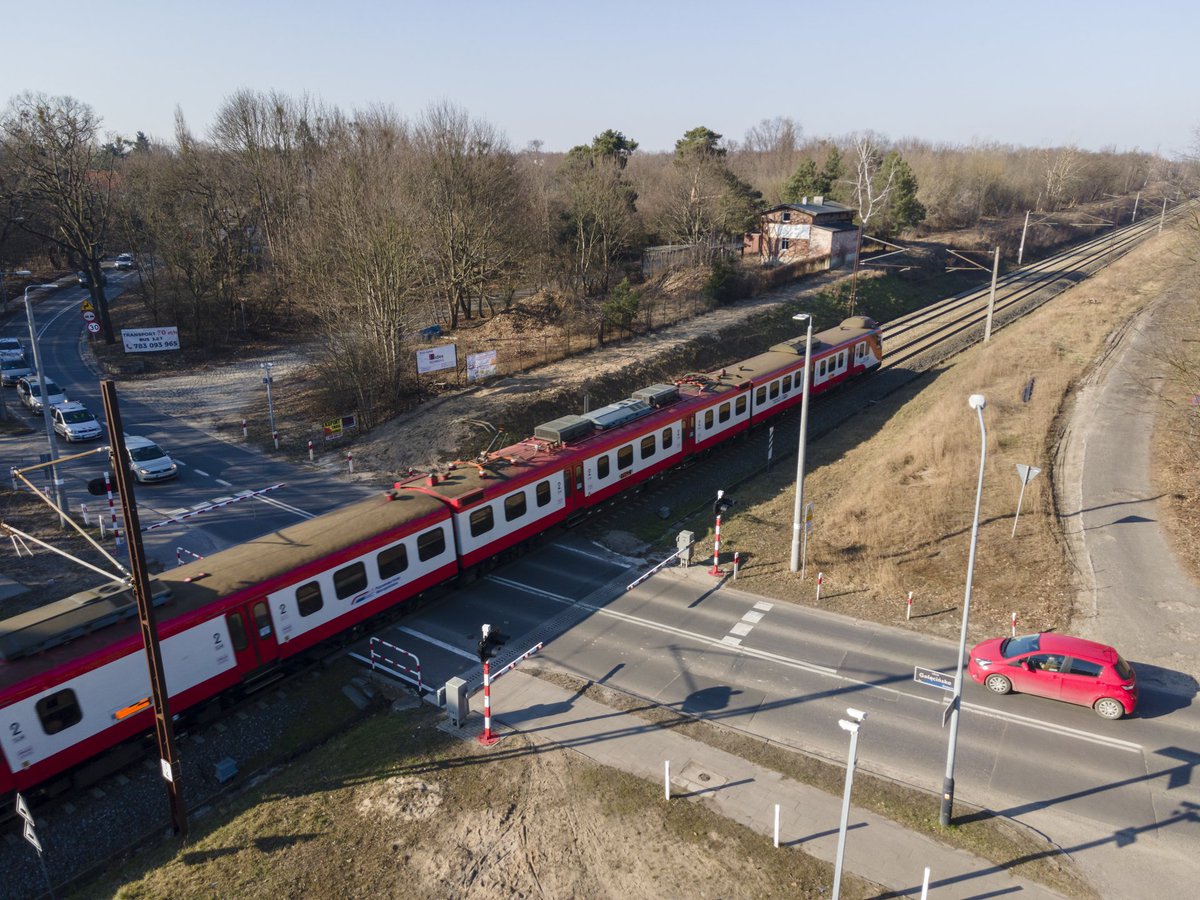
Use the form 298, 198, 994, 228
361, 535, 1200, 896
1, 273, 376, 567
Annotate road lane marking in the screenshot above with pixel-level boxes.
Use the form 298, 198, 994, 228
729, 622, 754, 636
721, 636, 742, 646
485, 574, 1144, 753
254, 494, 315, 519
393, 626, 477, 661
216, 479, 233, 488
742, 611, 764, 624
193, 469, 210, 477
753, 601, 774, 612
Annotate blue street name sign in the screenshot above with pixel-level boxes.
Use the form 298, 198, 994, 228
914, 666, 955, 692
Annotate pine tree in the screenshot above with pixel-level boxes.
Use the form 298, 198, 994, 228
782, 159, 818, 203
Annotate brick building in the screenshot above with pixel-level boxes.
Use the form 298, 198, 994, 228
756, 197, 860, 269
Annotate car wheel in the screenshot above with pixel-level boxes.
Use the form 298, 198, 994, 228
985, 674, 1012, 695
1094, 697, 1125, 720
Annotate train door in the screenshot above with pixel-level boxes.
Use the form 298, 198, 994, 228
239, 600, 283, 667
223, 610, 262, 671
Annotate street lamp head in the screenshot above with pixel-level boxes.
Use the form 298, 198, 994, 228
845, 707, 868, 723
792, 313, 810, 322
838, 719, 860, 734
7, 269, 33, 277
968, 394, 985, 410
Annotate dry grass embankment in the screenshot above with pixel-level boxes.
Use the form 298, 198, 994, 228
623, 227, 1188, 646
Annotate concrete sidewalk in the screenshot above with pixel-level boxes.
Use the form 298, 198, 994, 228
481, 670, 1067, 899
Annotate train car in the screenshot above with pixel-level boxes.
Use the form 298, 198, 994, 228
0, 489, 455, 798
0, 313, 884, 801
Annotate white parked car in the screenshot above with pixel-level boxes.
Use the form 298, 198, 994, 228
1, 352, 32, 386
114, 253, 134, 270
124, 435, 178, 483
0, 337, 24, 357
17, 375, 67, 413
51, 401, 104, 442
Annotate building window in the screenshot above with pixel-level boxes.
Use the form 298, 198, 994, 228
417, 528, 446, 561
297, 582, 323, 617
662, 427, 673, 449
378, 543, 409, 578
781, 238, 790, 251
597, 455, 610, 479
470, 506, 494, 536
782, 211, 791, 222
504, 492, 527, 522
334, 562, 367, 600
36, 689, 82, 735
536, 480, 552, 507
640, 435, 656, 460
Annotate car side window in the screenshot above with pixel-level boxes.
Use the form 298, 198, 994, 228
1065, 659, 1102, 677
1025, 654, 1062, 673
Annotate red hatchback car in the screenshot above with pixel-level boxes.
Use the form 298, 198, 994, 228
967, 633, 1137, 719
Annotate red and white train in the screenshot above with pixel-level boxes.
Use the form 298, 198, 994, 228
0, 316, 881, 800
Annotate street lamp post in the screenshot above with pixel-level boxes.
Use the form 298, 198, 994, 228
23, 282, 67, 525
789, 313, 814, 574
832, 707, 868, 900
939, 393, 987, 827
261, 362, 277, 448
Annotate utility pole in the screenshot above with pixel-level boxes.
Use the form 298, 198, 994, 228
1131, 191, 1141, 224
1017, 211, 1030, 267
100, 381, 189, 839
984, 248, 999, 343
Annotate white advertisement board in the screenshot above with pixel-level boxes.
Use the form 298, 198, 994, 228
121, 327, 180, 353
416, 343, 457, 374
467, 350, 498, 382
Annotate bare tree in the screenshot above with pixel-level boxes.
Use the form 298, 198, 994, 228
406, 103, 529, 329
1, 93, 119, 342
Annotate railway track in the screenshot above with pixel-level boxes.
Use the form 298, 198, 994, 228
582, 201, 1190, 538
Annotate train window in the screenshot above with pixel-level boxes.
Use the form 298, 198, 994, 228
297, 582, 323, 617
417, 528, 446, 561
718, 402, 731, 423
504, 492, 527, 521
536, 480, 552, 507
735, 395, 747, 415
617, 445, 633, 470
782, 375, 792, 393
378, 543, 409, 578
841, 350, 848, 368
226, 612, 248, 652
253, 601, 272, 637
36, 689, 82, 735
856, 342, 865, 360
662, 427, 673, 449
597, 455, 610, 479
334, 562, 367, 600
769, 381, 780, 400
470, 506, 495, 536
818, 359, 826, 377
704, 409, 714, 429
755, 386, 767, 404
640, 435, 656, 459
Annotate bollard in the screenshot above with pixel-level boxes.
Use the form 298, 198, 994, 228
773, 803, 780, 848
816, 571, 824, 602
906, 591, 913, 621
272, 430, 279, 450
733, 551, 740, 580
347, 452, 354, 474
242, 419, 248, 440
308, 439, 314, 462
1011, 611, 1017, 637
920, 867, 931, 900
99, 518, 106, 538
664, 760, 670, 801
81, 502, 89, 526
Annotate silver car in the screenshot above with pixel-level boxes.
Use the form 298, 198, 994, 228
1, 352, 32, 386
17, 375, 67, 413
52, 401, 103, 442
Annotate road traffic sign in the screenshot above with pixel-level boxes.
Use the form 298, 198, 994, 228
913, 665, 954, 692
80, 299, 95, 312
86, 321, 101, 334
82, 310, 96, 322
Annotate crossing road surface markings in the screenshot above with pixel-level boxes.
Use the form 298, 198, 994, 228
721, 602, 772, 646
393, 626, 477, 661
193, 469, 210, 477
486, 575, 1142, 754
216, 479, 233, 488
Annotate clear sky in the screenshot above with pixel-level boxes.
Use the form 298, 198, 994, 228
7, 0, 1196, 156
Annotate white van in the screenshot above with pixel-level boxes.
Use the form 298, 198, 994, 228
124, 435, 178, 483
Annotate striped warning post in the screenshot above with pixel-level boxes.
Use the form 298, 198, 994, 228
709, 513, 723, 576
477, 661, 498, 746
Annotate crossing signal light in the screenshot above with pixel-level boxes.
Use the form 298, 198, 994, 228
477, 624, 508, 663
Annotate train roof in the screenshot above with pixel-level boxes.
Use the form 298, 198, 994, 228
0, 488, 449, 689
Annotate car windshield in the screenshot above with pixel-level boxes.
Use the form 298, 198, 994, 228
2, 358, 26, 370
129, 445, 165, 462
999, 634, 1041, 657
63, 410, 94, 424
